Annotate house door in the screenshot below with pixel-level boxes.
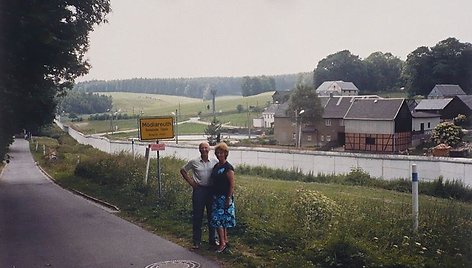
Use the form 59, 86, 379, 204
420, 123, 424, 133
338, 132, 345, 145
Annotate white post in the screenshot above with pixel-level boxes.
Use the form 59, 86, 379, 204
144, 146, 151, 185
175, 109, 179, 144
412, 164, 419, 232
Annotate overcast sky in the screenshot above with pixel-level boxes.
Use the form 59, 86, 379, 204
78, 0, 472, 81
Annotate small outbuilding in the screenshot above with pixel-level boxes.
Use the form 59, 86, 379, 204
344, 98, 412, 153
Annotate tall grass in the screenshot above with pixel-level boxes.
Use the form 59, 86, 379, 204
31, 126, 472, 267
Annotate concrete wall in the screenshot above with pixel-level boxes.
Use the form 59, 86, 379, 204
56, 120, 472, 187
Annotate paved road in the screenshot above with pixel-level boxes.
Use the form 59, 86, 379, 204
0, 139, 220, 268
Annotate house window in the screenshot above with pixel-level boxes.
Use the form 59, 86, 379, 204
428, 122, 431, 128
366, 137, 375, 145
307, 135, 312, 141
292, 133, 296, 140
321, 135, 325, 142
325, 119, 331, 126
326, 135, 331, 142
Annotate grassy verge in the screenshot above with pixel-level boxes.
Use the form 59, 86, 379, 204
31, 125, 472, 267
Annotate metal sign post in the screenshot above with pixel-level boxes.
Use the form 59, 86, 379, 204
150, 142, 166, 198
139, 117, 174, 198
157, 140, 161, 198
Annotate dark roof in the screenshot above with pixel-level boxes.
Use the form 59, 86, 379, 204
323, 95, 382, 119
411, 111, 441, 118
323, 97, 354, 118
405, 99, 418, 111
429, 84, 465, 97
344, 98, 405, 120
456, 95, 472, 110
319, 96, 330, 107
263, 104, 279, 114
274, 102, 290, 117
415, 98, 453, 110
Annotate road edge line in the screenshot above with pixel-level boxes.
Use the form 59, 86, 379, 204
35, 163, 120, 213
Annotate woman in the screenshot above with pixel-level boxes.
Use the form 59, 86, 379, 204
210, 142, 236, 253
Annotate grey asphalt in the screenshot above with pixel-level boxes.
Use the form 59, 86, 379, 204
0, 139, 221, 268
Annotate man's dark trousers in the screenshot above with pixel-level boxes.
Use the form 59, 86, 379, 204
192, 186, 216, 245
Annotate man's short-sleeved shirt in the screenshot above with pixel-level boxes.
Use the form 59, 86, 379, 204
182, 157, 218, 186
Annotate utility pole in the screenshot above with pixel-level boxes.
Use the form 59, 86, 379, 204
247, 103, 251, 139
210, 87, 217, 119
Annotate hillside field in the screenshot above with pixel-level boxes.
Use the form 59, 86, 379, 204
100, 91, 272, 120
71, 92, 273, 134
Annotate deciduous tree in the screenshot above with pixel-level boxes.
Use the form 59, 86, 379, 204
402, 38, 472, 97
0, 1, 110, 159
313, 50, 368, 92
288, 84, 323, 125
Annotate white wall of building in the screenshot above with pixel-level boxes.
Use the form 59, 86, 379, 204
345, 120, 394, 134
412, 117, 440, 132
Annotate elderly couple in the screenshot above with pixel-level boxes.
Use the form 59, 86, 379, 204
180, 142, 236, 253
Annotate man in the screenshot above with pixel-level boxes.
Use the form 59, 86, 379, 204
180, 142, 218, 249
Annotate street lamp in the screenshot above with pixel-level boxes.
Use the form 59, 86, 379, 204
296, 109, 305, 148
107, 109, 112, 134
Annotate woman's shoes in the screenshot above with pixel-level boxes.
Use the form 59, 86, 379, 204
215, 245, 227, 253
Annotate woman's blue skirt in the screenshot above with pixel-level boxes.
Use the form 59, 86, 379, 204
210, 195, 236, 228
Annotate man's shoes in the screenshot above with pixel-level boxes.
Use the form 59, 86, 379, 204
192, 243, 200, 250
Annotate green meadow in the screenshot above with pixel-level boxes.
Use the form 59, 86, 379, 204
70, 91, 273, 135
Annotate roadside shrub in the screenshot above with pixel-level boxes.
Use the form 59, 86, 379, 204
344, 167, 374, 186
74, 152, 140, 186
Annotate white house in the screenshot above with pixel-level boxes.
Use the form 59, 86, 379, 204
260, 103, 279, 128
316, 81, 359, 96
411, 111, 441, 134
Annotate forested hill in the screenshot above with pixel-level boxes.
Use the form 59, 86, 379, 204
73, 73, 307, 98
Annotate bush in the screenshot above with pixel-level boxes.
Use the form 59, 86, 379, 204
75, 152, 141, 186
431, 122, 463, 147
292, 189, 339, 239
344, 167, 374, 186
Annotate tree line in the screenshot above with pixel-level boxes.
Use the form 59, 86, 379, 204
57, 91, 112, 115
313, 37, 472, 96
74, 74, 300, 98
289, 37, 472, 130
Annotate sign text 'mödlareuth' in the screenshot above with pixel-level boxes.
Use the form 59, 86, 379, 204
139, 117, 174, 140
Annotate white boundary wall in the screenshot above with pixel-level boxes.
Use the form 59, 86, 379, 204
56, 120, 472, 187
